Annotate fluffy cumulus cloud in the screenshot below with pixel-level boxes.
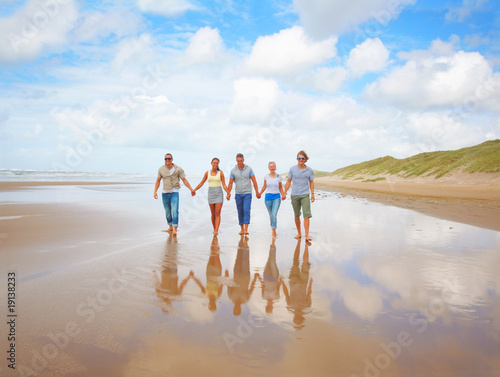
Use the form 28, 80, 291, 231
292, 0, 416, 38
136, 0, 198, 17
242, 26, 337, 76
347, 38, 390, 78
229, 78, 281, 123
184, 27, 225, 64
0, 0, 79, 62
363, 43, 494, 109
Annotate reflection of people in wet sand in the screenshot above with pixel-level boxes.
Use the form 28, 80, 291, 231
257, 239, 283, 314
227, 236, 259, 316
153, 236, 191, 312
191, 236, 224, 312
282, 240, 313, 329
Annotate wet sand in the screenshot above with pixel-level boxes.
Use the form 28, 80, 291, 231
315, 175, 500, 231
1, 181, 499, 377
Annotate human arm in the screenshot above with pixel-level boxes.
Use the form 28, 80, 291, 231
193, 172, 208, 193
279, 181, 285, 200
226, 178, 234, 200
220, 171, 231, 197
189, 271, 206, 294
283, 178, 292, 199
310, 180, 315, 203
181, 177, 196, 196
154, 177, 161, 199
178, 274, 192, 295
258, 179, 267, 197
251, 175, 260, 199
248, 273, 260, 296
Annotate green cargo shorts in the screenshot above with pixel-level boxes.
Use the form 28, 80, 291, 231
291, 194, 312, 218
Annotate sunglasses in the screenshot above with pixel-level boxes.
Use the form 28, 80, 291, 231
297, 157, 306, 160
164, 157, 172, 160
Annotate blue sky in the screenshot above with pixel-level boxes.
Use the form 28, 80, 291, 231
0, 0, 499, 175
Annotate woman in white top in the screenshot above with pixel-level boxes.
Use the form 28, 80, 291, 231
258, 161, 286, 239
193, 158, 231, 235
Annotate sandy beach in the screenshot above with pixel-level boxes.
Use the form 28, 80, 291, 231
315, 173, 500, 231
1, 180, 499, 377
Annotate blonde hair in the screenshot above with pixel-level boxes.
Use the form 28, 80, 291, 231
268, 161, 276, 167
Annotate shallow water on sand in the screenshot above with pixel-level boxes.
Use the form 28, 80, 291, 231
2, 185, 499, 377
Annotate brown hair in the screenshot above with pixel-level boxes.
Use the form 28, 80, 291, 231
297, 150, 309, 162
211, 157, 220, 171
236, 153, 244, 159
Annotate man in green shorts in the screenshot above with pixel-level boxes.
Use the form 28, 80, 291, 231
283, 150, 315, 241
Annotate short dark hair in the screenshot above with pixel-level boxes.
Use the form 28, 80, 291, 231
297, 150, 309, 162
236, 153, 244, 159
165, 153, 173, 158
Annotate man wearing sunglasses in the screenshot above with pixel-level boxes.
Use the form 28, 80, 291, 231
154, 153, 196, 236
283, 150, 315, 241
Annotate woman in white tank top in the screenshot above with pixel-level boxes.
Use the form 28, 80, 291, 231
193, 158, 231, 235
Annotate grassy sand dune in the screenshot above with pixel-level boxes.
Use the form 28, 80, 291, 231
330, 139, 500, 180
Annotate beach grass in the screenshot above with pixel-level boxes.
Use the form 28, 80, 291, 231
330, 139, 500, 179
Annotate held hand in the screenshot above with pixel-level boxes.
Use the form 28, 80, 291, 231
311, 194, 315, 203
226, 193, 231, 201
191, 190, 196, 196
281, 194, 286, 201
256, 193, 261, 199
154, 193, 158, 199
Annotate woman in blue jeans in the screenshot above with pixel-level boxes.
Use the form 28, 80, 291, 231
259, 162, 286, 239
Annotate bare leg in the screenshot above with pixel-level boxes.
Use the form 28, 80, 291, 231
304, 217, 311, 241
239, 225, 244, 235
272, 228, 277, 239
244, 223, 249, 235
209, 204, 216, 231
214, 203, 223, 235
294, 217, 301, 239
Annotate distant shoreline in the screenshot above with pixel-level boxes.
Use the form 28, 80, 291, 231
315, 175, 500, 231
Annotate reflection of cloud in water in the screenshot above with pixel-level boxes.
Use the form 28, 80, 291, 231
315, 264, 384, 321
357, 246, 500, 318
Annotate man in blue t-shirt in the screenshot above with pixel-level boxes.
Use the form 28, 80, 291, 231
227, 153, 261, 235
283, 150, 315, 241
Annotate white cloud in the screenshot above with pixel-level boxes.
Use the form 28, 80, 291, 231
364, 46, 494, 109
0, 0, 79, 62
305, 66, 349, 93
292, 0, 416, 38
242, 26, 337, 76
73, 9, 142, 43
184, 27, 225, 64
229, 78, 281, 123
445, 0, 488, 22
347, 38, 390, 78
111, 34, 157, 71
136, 0, 198, 17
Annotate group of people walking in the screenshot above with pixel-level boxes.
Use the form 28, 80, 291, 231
153, 151, 315, 241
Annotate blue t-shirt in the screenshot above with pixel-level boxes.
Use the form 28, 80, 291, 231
288, 165, 314, 196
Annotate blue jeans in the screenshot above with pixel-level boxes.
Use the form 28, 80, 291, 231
162, 192, 179, 227
235, 193, 252, 225
265, 197, 281, 229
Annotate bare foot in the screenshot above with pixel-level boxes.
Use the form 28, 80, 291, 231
305, 236, 312, 242
165, 226, 173, 232
245, 232, 249, 235
272, 229, 277, 239
172, 228, 178, 236
213, 231, 218, 236
294, 234, 302, 239
238, 230, 244, 235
